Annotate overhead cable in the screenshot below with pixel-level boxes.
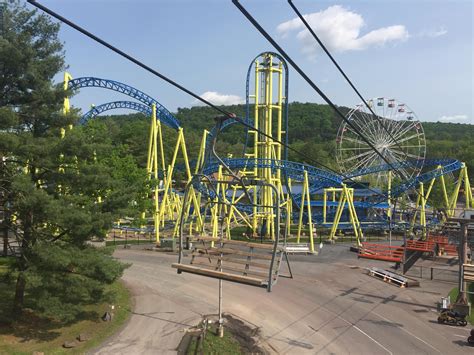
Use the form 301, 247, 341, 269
27, 0, 391, 199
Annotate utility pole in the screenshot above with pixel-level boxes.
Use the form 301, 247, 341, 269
0, 3, 7, 256
1, 157, 8, 257
448, 216, 471, 306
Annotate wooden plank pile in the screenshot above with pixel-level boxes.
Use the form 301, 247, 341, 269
284, 243, 312, 254
367, 267, 419, 288
462, 264, 474, 283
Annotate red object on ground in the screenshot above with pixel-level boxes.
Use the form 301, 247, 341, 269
358, 243, 404, 262
427, 235, 449, 245
405, 240, 436, 252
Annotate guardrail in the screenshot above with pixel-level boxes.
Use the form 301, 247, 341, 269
404, 265, 458, 283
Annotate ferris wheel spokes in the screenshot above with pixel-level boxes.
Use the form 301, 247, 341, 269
336, 98, 426, 186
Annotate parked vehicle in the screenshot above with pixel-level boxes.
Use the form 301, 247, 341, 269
437, 309, 468, 326
467, 329, 474, 346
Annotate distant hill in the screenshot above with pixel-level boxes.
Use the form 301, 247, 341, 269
99, 102, 474, 179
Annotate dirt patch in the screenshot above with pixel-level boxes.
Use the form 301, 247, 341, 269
223, 313, 268, 354
178, 313, 268, 354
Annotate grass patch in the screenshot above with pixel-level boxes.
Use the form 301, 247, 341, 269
105, 238, 153, 246
0, 257, 14, 270
187, 328, 241, 355
229, 226, 400, 244
0, 267, 131, 354
447, 284, 474, 325
184, 314, 265, 354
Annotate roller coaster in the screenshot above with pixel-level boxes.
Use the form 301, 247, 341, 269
64, 52, 473, 254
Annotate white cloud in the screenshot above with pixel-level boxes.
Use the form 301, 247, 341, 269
438, 114, 468, 122
418, 27, 448, 38
192, 91, 244, 106
277, 5, 409, 59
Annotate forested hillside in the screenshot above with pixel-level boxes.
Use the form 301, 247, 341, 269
99, 103, 474, 178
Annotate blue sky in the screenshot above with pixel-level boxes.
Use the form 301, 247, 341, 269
33, 0, 472, 124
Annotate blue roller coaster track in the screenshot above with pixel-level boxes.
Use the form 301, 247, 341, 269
197, 156, 462, 228
68, 77, 181, 130
70, 76, 463, 230
80, 100, 152, 125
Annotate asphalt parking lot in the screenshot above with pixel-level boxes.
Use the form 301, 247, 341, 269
95, 243, 473, 354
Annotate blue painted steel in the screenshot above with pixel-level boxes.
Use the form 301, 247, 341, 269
195, 156, 462, 230
68, 77, 180, 130
202, 158, 342, 188
390, 158, 461, 198
206, 116, 253, 149
80, 101, 152, 125
363, 159, 461, 204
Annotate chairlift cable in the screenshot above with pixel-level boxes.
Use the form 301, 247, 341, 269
232, 0, 430, 204
26, 0, 395, 201
288, 0, 418, 171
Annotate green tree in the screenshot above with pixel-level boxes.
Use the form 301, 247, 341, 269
0, 1, 145, 321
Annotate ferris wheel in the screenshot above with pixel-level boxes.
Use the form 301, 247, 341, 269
336, 97, 426, 185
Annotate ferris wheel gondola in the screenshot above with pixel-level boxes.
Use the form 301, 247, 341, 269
336, 98, 426, 186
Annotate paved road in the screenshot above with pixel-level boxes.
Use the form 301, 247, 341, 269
95, 244, 472, 354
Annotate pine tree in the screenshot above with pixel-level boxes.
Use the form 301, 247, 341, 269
0, 1, 145, 321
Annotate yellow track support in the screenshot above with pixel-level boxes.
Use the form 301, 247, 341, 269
195, 130, 209, 174
448, 163, 473, 216
407, 163, 474, 235
151, 105, 160, 243
245, 53, 286, 239
159, 128, 202, 239
62, 72, 73, 137
326, 185, 363, 246
142, 104, 164, 242
296, 170, 315, 252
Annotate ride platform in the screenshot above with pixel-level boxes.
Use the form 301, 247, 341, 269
358, 242, 404, 262
405, 240, 436, 253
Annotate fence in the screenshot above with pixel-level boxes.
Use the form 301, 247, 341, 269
404, 265, 458, 283
107, 229, 155, 246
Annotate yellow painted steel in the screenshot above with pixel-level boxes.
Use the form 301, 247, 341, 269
448, 163, 474, 216
142, 104, 163, 241
296, 170, 315, 252
151, 105, 160, 243
438, 167, 450, 214
195, 130, 209, 174
159, 128, 202, 239
326, 185, 363, 246
142, 109, 207, 242
57, 72, 74, 194
244, 53, 286, 239
406, 163, 474, 235
62, 72, 73, 137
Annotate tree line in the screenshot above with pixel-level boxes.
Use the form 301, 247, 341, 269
101, 103, 474, 180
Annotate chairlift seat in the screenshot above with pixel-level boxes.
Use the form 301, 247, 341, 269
172, 236, 288, 290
